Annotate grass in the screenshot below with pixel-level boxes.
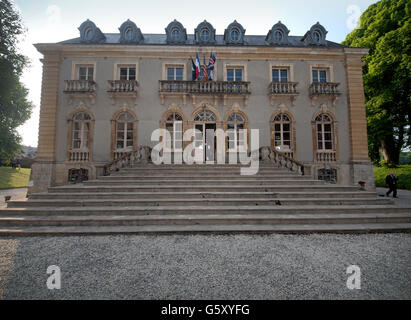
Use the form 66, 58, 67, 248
0, 167, 31, 189
374, 165, 411, 190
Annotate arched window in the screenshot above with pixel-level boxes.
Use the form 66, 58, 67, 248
315, 114, 333, 150
193, 110, 216, 122
274, 30, 283, 42
272, 113, 292, 151
171, 28, 180, 41
72, 112, 91, 150
230, 29, 240, 41
165, 112, 183, 151
115, 112, 134, 150
200, 28, 209, 41
226, 113, 246, 150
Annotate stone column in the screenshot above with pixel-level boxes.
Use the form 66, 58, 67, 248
28, 51, 62, 194
344, 48, 375, 190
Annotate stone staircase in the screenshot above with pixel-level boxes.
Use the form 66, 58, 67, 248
1, 163, 411, 235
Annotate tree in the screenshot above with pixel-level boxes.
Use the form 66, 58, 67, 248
0, 0, 33, 163
342, 0, 410, 164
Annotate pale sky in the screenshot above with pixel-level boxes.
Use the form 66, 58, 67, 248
13, 0, 377, 147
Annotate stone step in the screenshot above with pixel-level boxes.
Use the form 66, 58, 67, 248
29, 191, 378, 200
97, 175, 313, 180
85, 179, 325, 186
47, 185, 360, 193
7, 197, 393, 208
0, 222, 410, 236
0, 212, 410, 227
2, 205, 409, 216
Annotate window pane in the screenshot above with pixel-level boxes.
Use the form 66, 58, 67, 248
280, 69, 288, 82
274, 124, 281, 131
167, 68, 174, 80
120, 68, 128, 80
320, 70, 327, 82
272, 69, 279, 82
235, 69, 243, 81
176, 68, 183, 81
324, 133, 332, 141
283, 123, 290, 131
325, 141, 332, 150
126, 140, 133, 147
227, 69, 234, 81
312, 70, 318, 82
324, 124, 331, 132
116, 141, 123, 149
79, 67, 87, 80
117, 123, 125, 130
283, 132, 290, 140
128, 68, 136, 80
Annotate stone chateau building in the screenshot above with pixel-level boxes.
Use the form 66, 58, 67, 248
30, 19, 373, 193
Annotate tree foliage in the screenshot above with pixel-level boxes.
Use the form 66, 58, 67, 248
342, 0, 410, 164
0, 0, 33, 162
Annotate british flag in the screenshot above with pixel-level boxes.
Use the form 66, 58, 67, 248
208, 52, 216, 80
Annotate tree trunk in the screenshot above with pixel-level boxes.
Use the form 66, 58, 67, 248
380, 136, 400, 164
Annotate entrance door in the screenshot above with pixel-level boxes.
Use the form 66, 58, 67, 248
194, 123, 216, 163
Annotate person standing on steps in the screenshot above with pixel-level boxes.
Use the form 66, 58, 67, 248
385, 172, 398, 198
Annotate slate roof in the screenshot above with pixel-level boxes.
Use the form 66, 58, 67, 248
59, 33, 346, 48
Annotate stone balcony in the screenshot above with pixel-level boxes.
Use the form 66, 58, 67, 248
309, 82, 341, 107
107, 80, 139, 105
159, 80, 251, 106
68, 150, 90, 162
268, 81, 299, 106
316, 150, 337, 162
64, 80, 96, 105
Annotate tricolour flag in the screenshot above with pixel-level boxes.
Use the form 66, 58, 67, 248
191, 58, 197, 80
195, 53, 201, 80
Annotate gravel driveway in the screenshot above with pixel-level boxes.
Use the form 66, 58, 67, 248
0, 233, 410, 300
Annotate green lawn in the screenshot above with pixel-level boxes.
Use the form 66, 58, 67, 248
0, 167, 31, 189
374, 165, 411, 190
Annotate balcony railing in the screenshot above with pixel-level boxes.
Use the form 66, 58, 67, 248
159, 80, 251, 95
310, 82, 340, 96
108, 80, 138, 92
68, 150, 90, 162
316, 150, 337, 162
269, 82, 298, 95
64, 80, 96, 93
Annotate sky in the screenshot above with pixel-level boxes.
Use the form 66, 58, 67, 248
13, 0, 377, 147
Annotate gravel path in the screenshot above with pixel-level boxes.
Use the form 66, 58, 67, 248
0, 233, 410, 300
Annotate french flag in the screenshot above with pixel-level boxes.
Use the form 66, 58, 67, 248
195, 53, 201, 80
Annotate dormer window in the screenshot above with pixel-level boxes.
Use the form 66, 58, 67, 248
84, 28, 93, 41
274, 30, 283, 42
230, 29, 240, 41
200, 29, 209, 41
171, 28, 180, 41
313, 30, 321, 43
124, 27, 133, 41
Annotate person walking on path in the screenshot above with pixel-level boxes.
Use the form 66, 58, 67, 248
385, 172, 398, 198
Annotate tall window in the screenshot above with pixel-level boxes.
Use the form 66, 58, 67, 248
227, 68, 243, 81
78, 66, 94, 80
72, 113, 91, 150
116, 112, 134, 150
165, 112, 183, 151
167, 67, 184, 80
119, 67, 136, 80
274, 30, 283, 42
312, 69, 327, 83
272, 68, 288, 82
272, 113, 292, 150
227, 113, 246, 150
316, 114, 333, 150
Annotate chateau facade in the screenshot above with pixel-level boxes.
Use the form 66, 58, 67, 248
30, 19, 373, 193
